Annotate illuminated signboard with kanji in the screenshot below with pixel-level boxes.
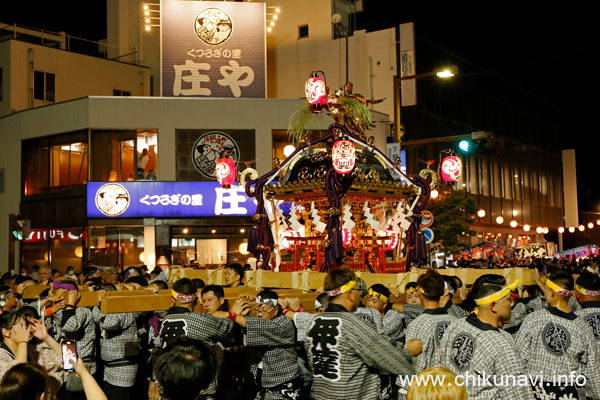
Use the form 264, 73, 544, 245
87, 182, 257, 218
161, 1, 266, 98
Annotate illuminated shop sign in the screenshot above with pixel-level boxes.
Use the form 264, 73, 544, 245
161, 0, 266, 98
24, 229, 84, 242
87, 182, 256, 218
557, 246, 591, 259
514, 243, 547, 259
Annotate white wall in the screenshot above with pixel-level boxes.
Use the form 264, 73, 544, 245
1, 40, 151, 116
266, 0, 398, 121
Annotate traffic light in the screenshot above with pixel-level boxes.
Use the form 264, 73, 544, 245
457, 132, 503, 154
458, 139, 472, 152
10, 215, 29, 241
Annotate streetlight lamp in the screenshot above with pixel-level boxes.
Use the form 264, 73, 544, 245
393, 66, 458, 142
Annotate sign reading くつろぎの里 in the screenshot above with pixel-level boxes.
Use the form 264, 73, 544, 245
161, 0, 266, 98
87, 182, 256, 218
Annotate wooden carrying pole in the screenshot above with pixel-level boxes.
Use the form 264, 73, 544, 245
23, 268, 534, 314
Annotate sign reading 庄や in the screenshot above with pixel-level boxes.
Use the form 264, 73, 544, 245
161, 1, 265, 98
87, 182, 257, 218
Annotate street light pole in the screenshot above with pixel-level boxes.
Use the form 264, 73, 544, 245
331, 13, 349, 84
393, 66, 459, 143
345, 29, 349, 83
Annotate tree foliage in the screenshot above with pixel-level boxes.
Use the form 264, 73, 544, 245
425, 190, 479, 255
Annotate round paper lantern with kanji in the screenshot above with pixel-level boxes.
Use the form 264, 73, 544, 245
440, 156, 462, 182
377, 229, 398, 250
215, 158, 236, 188
332, 140, 355, 174
305, 76, 327, 106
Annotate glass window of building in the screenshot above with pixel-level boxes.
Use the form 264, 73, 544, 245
492, 162, 501, 198
88, 226, 145, 267
33, 71, 55, 102
540, 174, 548, 205
479, 158, 490, 196
503, 165, 512, 200
513, 169, 522, 201
22, 227, 84, 272
532, 171, 539, 204
523, 170, 531, 202
92, 129, 157, 182
22, 132, 88, 196
468, 157, 478, 195
171, 225, 251, 267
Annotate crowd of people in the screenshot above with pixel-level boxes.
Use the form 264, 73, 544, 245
444, 252, 598, 271
0, 256, 598, 400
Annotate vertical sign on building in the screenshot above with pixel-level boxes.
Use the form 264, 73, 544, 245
161, 1, 266, 98
386, 144, 407, 183
399, 22, 416, 107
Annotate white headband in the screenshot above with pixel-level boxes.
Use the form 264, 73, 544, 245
444, 281, 455, 295
256, 295, 278, 308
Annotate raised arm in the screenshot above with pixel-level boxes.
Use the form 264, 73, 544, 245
71, 357, 108, 400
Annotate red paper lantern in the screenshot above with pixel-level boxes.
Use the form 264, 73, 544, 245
440, 156, 462, 182
332, 140, 355, 174
215, 158, 236, 188
305, 76, 327, 106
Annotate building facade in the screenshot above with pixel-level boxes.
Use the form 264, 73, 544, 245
1, 95, 392, 272
0, 0, 564, 271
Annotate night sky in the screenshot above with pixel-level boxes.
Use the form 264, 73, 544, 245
2, 1, 597, 213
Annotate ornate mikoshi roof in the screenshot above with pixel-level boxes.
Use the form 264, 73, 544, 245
265, 148, 417, 203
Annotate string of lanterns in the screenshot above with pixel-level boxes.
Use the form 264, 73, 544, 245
477, 208, 600, 234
